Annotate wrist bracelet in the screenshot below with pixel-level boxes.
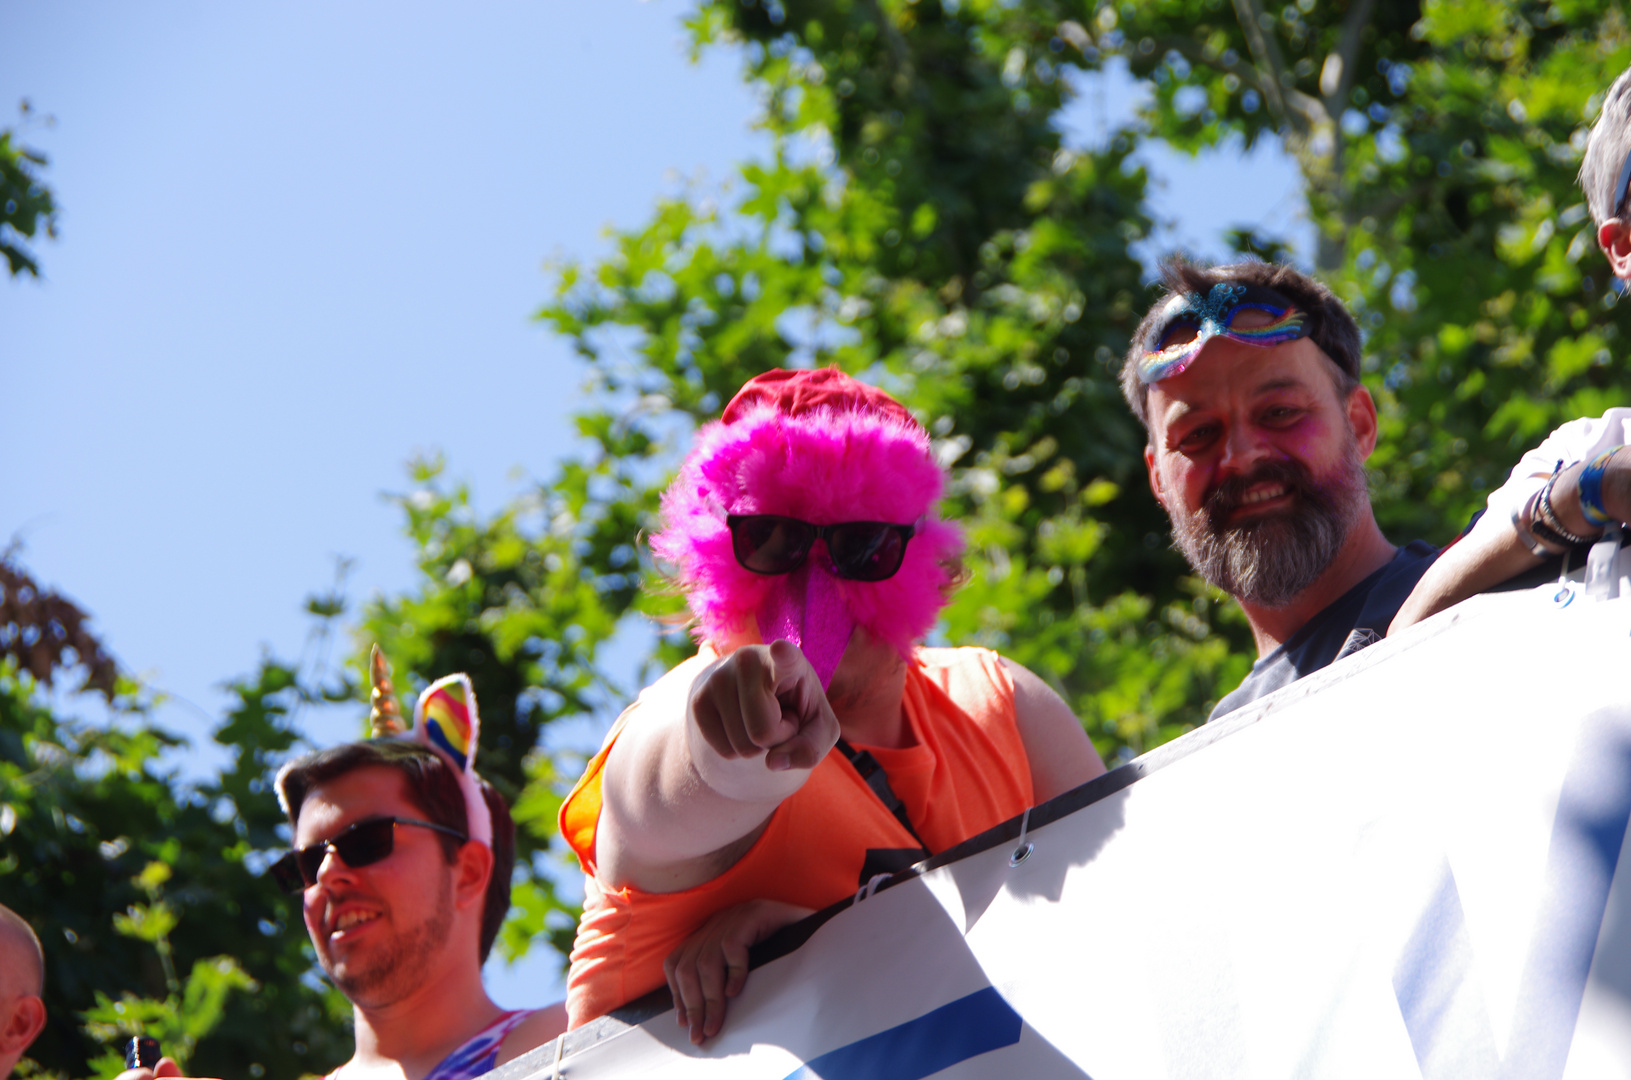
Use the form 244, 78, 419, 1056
1537, 469, 1596, 546
1512, 489, 1565, 557
1577, 445, 1624, 528
1530, 515, 1580, 551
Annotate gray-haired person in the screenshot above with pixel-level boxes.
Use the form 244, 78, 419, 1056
1392, 66, 1631, 630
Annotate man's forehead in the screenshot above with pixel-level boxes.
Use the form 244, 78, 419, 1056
1150, 344, 1325, 413
296, 765, 414, 839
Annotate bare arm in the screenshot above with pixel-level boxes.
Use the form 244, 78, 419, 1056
1391, 448, 1631, 634
596, 641, 840, 894
1388, 512, 1541, 633
496, 1003, 570, 1065
1002, 657, 1106, 801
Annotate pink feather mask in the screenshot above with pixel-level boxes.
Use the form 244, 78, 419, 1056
651, 369, 963, 688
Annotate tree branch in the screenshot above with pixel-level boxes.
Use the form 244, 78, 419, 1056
1321, 0, 1379, 119
1150, 34, 1327, 137
1230, 0, 1295, 131
1149, 35, 1267, 96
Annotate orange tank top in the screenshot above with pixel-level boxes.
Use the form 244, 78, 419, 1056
558, 646, 1034, 1028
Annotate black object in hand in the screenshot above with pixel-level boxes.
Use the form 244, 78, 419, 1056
124, 1036, 161, 1070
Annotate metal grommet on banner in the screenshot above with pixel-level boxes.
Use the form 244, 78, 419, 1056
1552, 548, 1577, 608
1009, 806, 1034, 867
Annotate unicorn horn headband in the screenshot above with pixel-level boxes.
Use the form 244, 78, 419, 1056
274, 645, 493, 848
368, 644, 405, 735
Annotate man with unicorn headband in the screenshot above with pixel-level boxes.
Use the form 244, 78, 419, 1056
121, 648, 566, 1080
560, 367, 1106, 1040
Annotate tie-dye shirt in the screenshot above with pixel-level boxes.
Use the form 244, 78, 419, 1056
327, 1009, 538, 1080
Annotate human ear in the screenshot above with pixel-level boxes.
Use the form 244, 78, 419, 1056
0, 994, 46, 1053
454, 841, 494, 909
1346, 384, 1379, 459
1598, 220, 1631, 281
1144, 445, 1166, 508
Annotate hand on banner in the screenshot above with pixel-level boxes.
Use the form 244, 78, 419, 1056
665, 899, 814, 1045
687, 640, 840, 782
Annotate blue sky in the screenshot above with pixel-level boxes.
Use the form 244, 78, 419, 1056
1, 1, 1305, 1005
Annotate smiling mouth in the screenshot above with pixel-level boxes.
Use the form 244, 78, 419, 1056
1237, 484, 1288, 507
331, 909, 382, 937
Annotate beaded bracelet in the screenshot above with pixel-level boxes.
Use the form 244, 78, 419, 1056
1536, 469, 1596, 546
1577, 445, 1624, 529
1530, 514, 1582, 552
1512, 488, 1566, 557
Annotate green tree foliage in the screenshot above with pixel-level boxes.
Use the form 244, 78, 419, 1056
352, 456, 637, 960
1, 556, 350, 1079
541, 0, 1258, 762
537, 0, 1630, 759
79, 861, 256, 1077
1, 101, 57, 278
1108, 0, 1631, 538
13, 4, 1631, 1074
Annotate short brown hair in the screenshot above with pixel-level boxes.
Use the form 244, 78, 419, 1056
277, 740, 515, 963
1121, 258, 1363, 433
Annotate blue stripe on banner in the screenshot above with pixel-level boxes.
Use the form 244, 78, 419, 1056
1499, 718, 1631, 1080
1393, 717, 1631, 1080
1392, 864, 1500, 1079
781, 987, 1023, 1080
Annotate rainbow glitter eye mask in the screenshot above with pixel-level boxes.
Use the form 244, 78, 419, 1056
1137, 282, 1311, 384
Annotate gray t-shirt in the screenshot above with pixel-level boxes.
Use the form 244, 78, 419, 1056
1209, 540, 1441, 721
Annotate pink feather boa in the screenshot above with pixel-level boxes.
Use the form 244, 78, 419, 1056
652, 401, 963, 658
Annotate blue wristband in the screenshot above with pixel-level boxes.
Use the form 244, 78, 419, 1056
1578, 446, 1624, 528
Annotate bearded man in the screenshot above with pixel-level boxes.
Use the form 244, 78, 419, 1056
1122, 259, 1438, 720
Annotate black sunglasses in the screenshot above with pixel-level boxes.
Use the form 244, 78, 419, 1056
727, 514, 915, 582
269, 815, 467, 894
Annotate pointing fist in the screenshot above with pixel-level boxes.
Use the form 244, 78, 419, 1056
687, 640, 841, 774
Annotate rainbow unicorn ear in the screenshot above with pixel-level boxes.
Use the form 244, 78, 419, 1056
414, 674, 479, 771
412, 673, 493, 847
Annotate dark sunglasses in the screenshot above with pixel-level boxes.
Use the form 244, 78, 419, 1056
726, 514, 915, 582
269, 815, 467, 894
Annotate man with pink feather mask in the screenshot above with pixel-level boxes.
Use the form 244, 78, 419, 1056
559, 368, 1106, 1039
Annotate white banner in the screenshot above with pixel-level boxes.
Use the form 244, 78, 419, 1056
499, 580, 1631, 1080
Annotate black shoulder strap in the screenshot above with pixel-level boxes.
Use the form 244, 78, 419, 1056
834, 736, 930, 854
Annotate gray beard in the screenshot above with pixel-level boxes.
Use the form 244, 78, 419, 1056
322, 873, 453, 1007
1169, 450, 1369, 609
